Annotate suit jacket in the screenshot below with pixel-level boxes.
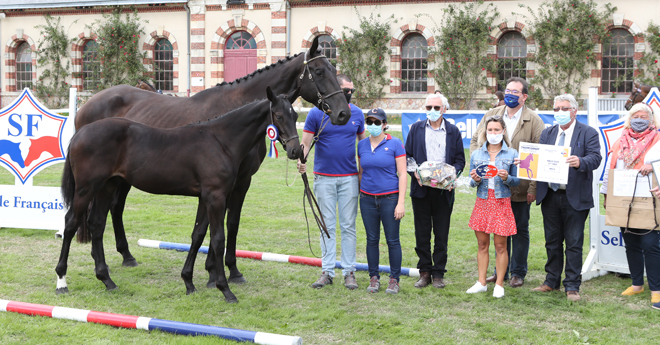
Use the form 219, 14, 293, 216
405, 118, 466, 203
470, 105, 545, 202
534, 121, 602, 211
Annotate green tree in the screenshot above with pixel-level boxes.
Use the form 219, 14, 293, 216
429, 1, 499, 110
517, 0, 616, 100
635, 22, 660, 86
34, 14, 76, 108
86, 7, 150, 90
337, 8, 397, 108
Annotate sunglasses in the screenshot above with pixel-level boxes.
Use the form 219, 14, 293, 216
425, 105, 442, 111
342, 88, 356, 94
366, 119, 383, 126
486, 115, 502, 120
553, 107, 573, 112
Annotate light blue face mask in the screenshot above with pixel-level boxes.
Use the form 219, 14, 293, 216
367, 124, 382, 137
554, 110, 572, 126
427, 110, 442, 122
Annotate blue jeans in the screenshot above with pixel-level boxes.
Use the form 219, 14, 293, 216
360, 192, 402, 281
313, 174, 358, 278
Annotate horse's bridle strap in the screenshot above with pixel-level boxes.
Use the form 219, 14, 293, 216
299, 53, 344, 112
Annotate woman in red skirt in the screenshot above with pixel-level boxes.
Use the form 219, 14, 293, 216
467, 115, 520, 298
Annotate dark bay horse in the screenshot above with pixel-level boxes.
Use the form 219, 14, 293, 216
57, 87, 300, 303
625, 81, 660, 110
74, 36, 349, 287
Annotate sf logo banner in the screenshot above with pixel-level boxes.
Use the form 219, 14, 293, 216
0, 89, 67, 184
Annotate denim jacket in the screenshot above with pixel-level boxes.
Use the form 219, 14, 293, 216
469, 141, 520, 199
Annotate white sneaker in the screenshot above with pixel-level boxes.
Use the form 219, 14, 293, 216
466, 281, 488, 294
493, 284, 505, 298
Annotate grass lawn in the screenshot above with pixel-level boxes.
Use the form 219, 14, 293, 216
0, 130, 658, 344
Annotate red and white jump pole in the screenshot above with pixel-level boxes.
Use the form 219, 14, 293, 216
138, 239, 420, 277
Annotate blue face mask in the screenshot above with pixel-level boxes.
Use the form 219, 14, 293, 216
426, 110, 442, 122
504, 94, 520, 108
367, 124, 382, 137
554, 110, 572, 126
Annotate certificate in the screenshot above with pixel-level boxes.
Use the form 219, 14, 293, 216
652, 159, 660, 187
612, 169, 653, 198
517, 142, 571, 184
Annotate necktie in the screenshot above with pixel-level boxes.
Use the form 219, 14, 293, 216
550, 131, 566, 192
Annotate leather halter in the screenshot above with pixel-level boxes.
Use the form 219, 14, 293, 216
299, 52, 344, 114
626, 87, 645, 110
269, 103, 299, 148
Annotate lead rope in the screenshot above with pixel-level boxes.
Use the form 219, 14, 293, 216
624, 171, 659, 236
300, 113, 332, 259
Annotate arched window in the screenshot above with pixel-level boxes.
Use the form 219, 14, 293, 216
601, 29, 634, 93
317, 34, 337, 64
401, 33, 428, 93
497, 32, 527, 91
154, 39, 173, 91
16, 42, 32, 90
82, 40, 100, 91
226, 31, 256, 50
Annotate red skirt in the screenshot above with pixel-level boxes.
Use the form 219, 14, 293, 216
468, 189, 517, 237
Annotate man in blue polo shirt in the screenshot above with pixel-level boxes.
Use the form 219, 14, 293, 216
298, 74, 367, 290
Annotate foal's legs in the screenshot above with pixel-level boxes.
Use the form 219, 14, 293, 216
205, 190, 237, 303
205, 177, 251, 287
205, 155, 259, 287
109, 181, 138, 267
55, 208, 81, 294
88, 185, 119, 291
55, 193, 96, 294
225, 176, 252, 283
181, 198, 209, 294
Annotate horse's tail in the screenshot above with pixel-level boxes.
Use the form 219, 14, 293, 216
61, 151, 75, 209
61, 150, 92, 243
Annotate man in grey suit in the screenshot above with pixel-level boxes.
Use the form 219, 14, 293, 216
530, 94, 602, 301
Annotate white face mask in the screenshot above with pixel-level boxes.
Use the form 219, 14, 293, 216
487, 133, 503, 145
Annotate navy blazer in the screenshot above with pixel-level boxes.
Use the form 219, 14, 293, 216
405, 118, 466, 203
535, 121, 602, 211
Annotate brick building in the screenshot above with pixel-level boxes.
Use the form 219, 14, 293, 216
0, 0, 654, 109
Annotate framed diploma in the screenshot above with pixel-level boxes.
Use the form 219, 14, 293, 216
651, 159, 660, 187
517, 142, 571, 184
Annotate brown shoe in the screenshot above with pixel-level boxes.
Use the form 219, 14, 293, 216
509, 276, 524, 288
485, 274, 497, 284
344, 272, 358, 290
432, 277, 445, 289
311, 272, 333, 288
567, 290, 581, 301
414, 272, 432, 288
531, 284, 556, 292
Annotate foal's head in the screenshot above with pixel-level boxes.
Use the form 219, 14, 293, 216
266, 86, 301, 160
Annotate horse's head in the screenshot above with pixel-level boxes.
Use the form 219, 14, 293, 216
625, 85, 646, 110
267, 86, 301, 160
298, 36, 351, 126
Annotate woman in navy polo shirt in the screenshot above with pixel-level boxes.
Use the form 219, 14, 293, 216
358, 108, 407, 294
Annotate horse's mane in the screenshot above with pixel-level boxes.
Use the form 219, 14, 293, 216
188, 98, 267, 126
213, 53, 302, 88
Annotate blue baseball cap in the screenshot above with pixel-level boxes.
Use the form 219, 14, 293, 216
366, 108, 387, 122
